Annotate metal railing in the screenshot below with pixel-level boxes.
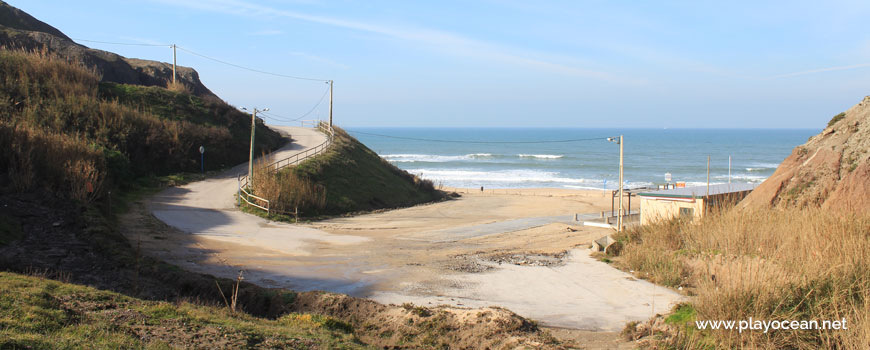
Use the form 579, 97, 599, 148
238, 173, 270, 213
237, 121, 334, 214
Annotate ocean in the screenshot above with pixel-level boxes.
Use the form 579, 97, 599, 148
346, 128, 818, 190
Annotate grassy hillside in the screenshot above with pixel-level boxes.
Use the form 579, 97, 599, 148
251, 127, 443, 217
0, 271, 369, 349
0, 49, 281, 200
612, 208, 869, 349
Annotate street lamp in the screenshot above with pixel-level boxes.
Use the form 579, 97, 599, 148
242, 107, 269, 188
608, 135, 624, 232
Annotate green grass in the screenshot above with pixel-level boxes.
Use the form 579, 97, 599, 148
0, 272, 372, 350
289, 127, 443, 216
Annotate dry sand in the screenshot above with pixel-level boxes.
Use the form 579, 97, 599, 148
127, 127, 681, 340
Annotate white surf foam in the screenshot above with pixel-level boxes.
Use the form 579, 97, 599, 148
408, 168, 652, 189
381, 153, 495, 163
517, 154, 563, 159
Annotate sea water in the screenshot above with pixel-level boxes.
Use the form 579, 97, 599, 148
347, 128, 818, 190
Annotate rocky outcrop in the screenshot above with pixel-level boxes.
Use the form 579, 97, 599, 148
0, 1, 217, 99
740, 96, 870, 211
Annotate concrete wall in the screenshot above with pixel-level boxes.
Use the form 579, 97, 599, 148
640, 190, 753, 225
640, 197, 706, 225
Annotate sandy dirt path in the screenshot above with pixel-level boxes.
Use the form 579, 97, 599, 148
135, 129, 682, 334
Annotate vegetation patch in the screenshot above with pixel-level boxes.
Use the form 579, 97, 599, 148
828, 112, 846, 128
0, 49, 281, 202
253, 126, 444, 217
611, 208, 870, 349
0, 272, 369, 349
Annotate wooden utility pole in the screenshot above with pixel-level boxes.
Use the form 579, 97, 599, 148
171, 44, 177, 84
328, 80, 334, 128
617, 135, 624, 232
706, 156, 711, 197
248, 109, 257, 188
247, 107, 268, 187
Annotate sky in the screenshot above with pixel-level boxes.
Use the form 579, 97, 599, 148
9, 0, 870, 128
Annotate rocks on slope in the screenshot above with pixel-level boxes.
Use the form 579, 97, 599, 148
741, 96, 870, 211
0, 1, 217, 99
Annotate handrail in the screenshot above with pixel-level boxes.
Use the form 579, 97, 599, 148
238, 173, 270, 213
237, 121, 334, 214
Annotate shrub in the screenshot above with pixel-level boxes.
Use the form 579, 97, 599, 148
828, 112, 846, 128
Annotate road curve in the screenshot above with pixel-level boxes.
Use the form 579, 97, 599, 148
149, 126, 368, 257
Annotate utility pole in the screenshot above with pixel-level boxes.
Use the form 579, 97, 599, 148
328, 80, 334, 128
618, 135, 624, 232
171, 44, 177, 85
608, 135, 624, 232
706, 156, 711, 197
246, 107, 269, 188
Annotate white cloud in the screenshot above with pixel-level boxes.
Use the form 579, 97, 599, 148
768, 63, 870, 79
148, 0, 635, 83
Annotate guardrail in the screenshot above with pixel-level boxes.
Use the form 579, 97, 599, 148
237, 121, 334, 214
238, 173, 270, 213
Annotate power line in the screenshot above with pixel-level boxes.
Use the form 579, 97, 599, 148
175, 46, 328, 82
73, 38, 169, 47
260, 85, 331, 122
347, 130, 610, 144
72, 38, 330, 84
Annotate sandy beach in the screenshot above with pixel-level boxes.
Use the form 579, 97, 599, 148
127, 176, 678, 334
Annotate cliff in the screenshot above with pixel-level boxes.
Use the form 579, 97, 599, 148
0, 1, 217, 99
740, 96, 870, 211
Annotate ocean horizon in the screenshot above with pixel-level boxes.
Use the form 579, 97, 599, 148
347, 127, 819, 190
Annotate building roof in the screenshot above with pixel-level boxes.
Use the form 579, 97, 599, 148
637, 183, 757, 198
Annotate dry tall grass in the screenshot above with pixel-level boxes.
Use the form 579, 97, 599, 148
615, 208, 870, 349
251, 159, 326, 216
0, 48, 277, 200
0, 121, 104, 202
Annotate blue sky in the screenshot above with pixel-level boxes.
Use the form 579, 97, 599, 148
9, 0, 870, 128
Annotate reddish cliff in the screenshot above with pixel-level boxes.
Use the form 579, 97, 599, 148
741, 96, 870, 211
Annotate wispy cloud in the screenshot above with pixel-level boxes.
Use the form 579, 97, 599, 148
249, 29, 283, 36
768, 62, 870, 79
148, 0, 635, 83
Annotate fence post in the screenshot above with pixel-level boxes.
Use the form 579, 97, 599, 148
237, 175, 242, 207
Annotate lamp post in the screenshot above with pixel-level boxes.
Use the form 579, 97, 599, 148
607, 135, 624, 232
242, 107, 268, 188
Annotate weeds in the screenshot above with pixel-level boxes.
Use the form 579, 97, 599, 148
0, 48, 281, 201
215, 270, 245, 314
613, 208, 870, 349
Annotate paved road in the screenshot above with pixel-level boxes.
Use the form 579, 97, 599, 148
150, 126, 368, 256
145, 126, 682, 331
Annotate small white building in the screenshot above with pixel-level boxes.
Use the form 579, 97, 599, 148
637, 183, 756, 225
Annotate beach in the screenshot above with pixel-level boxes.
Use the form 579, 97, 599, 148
126, 184, 676, 333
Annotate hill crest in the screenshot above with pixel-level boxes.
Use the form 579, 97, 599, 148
741, 96, 870, 211
0, 1, 217, 99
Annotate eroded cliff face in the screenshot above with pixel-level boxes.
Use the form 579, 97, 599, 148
0, 1, 217, 99
741, 96, 870, 211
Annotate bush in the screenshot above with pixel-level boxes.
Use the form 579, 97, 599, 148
828, 112, 846, 128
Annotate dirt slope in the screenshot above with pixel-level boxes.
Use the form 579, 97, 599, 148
741, 96, 870, 211
0, 1, 217, 99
